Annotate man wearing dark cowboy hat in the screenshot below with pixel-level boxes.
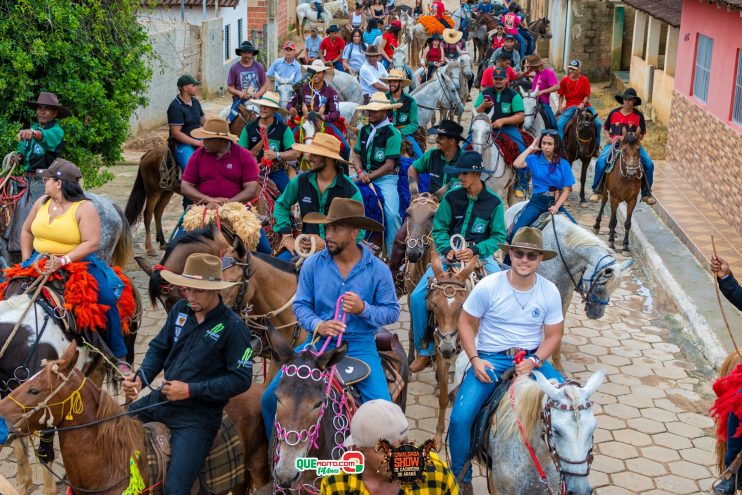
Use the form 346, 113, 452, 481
123, 253, 254, 495
167, 75, 206, 171
449, 227, 564, 494
590, 87, 656, 205
273, 134, 362, 261
383, 69, 422, 159
359, 45, 390, 102
226, 40, 269, 124
409, 151, 506, 373
11, 92, 70, 173
261, 197, 401, 438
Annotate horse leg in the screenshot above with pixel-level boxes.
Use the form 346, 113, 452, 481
154, 190, 174, 250
406, 292, 416, 363
593, 191, 608, 235
607, 196, 619, 251
622, 197, 637, 255
580, 157, 589, 206
14, 439, 32, 495
42, 466, 56, 495
142, 191, 158, 256
435, 353, 448, 447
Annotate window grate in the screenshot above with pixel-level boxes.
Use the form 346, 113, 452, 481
237, 18, 243, 46
225, 24, 231, 61
693, 34, 713, 103
733, 50, 742, 125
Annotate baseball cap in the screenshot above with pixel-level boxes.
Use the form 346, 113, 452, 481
177, 74, 201, 87
504, 33, 516, 40
568, 59, 582, 69
344, 400, 409, 448
492, 66, 508, 79
283, 41, 296, 50
391, 19, 402, 28
39, 158, 83, 182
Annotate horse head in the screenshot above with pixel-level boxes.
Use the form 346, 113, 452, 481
301, 116, 318, 144
404, 193, 438, 262
274, 76, 295, 108
438, 71, 466, 116
617, 130, 643, 179
426, 254, 477, 359
391, 47, 407, 71
518, 85, 539, 131
532, 17, 552, 39
339, 0, 349, 17
400, 12, 414, 43
533, 370, 604, 495
444, 60, 462, 91
269, 325, 348, 489
470, 113, 493, 157
574, 108, 596, 156
458, 52, 474, 80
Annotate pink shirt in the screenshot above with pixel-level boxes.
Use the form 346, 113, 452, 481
182, 144, 259, 199
501, 13, 520, 35
532, 68, 558, 104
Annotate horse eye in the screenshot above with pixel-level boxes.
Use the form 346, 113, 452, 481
28, 389, 39, 395
314, 401, 324, 410
553, 428, 562, 437
604, 268, 613, 276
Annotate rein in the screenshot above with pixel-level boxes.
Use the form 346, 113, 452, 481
573, 112, 597, 157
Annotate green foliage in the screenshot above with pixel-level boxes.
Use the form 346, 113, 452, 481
0, 0, 152, 186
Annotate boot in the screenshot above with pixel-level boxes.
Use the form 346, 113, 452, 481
458, 481, 473, 495
589, 191, 601, 203
410, 355, 431, 372
641, 195, 657, 205
714, 473, 737, 495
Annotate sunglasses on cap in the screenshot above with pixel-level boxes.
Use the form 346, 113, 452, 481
540, 129, 559, 136
511, 249, 540, 261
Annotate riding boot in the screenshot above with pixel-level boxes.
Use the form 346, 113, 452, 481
590, 174, 605, 203
640, 174, 657, 205
714, 473, 737, 495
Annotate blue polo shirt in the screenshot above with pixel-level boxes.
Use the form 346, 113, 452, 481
305, 35, 323, 58
266, 57, 302, 83
525, 154, 575, 194
166, 95, 204, 138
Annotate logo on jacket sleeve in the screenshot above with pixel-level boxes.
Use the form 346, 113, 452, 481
237, 347, 253, 368
206, 323, 225, 341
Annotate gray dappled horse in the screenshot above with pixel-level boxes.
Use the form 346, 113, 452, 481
410, 68, 465, 128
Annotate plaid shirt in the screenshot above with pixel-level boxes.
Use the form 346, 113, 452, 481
319, 452, 459, 494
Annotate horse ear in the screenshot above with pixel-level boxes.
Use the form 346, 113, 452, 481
409, 178, 420, 197
316, 342, 348, 371
134, 256, 153, 276
621, 126, 628, 137
267, 323, 295, 365
58, 342, 79, 373
431, 252, 444, 278
433, 184, 448, 202
533, 371, 562, 402
581, 370, 606, 400
457, 255, 479, 280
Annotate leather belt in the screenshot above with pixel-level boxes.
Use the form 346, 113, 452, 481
497, 347, 539, 357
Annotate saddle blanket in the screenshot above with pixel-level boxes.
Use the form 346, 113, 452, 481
494, 129, 534, 166
710, 362, 742, 441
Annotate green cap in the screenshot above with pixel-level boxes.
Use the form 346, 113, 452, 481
177, 74, 201, 88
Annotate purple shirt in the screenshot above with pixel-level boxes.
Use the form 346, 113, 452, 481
227, 60, 267, 98
287, 83, 340, 123
182, 144, 259, 199
533, 68, 558, 105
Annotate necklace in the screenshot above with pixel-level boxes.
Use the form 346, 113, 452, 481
508, 271, 536, 309
50, 199, 67, 212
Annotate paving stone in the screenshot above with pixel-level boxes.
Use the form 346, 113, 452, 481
666, 421, 705, 440
594, 427, 613, 444
598, 441, 639, 460
610, 471, 655, 492
598, 354, 632, 367
596, 415, 627, 431
592, 391, 618, 405
600, 382, 632, 397
581, 344, 609, 357
666, 388, 702, 402
641, 445, 682, 462
596, 486, 635, 495
602, 403, 641, 420
654, 474, 699, 494
693, 435, 717, 452
589, 469, 610, 488
608, 373, 643, 386
591, 455, 625, 474
640, 407, 678, 423
654, 398, 686, 414
677, 411, 715, 429
653, 342, 681, 353
613, 428, 652, 447
572, 327, 601, 338
653, 432, 694, 450
627, 417, 667, 434
629, 385, 667, 399
625, 457, 668, 477
617, 394, 654, 409
621, 363, 654, 378
668, 460, 712, 480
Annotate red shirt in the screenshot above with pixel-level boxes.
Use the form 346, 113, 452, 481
182, 144, 259, 199
558, 75, 591, 109
432, 0, 446, 18
491, 35, 506, 50
382, 32, 398, 58
427, 45, 443, 63
481, 65, 517, 87
605, 108, 646, 137
320, 36, 345, 61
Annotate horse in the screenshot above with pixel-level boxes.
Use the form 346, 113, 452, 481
486, 370, 604, 494
505, 202, 632, 366
516, 82, 551, 137
390, 46, 414, 87
592, 131, 643, 255
273, 75, 295, 108
219, 101, 259, 139
451, 3, 472, 32
405, 19, 433, 67
328, 69, 364, 104
410, 68, 465, 128
527, 17, 552, 47
563, 107, 599, 207
470, 113, 515, 205
295, 0, 349, 37
468, 22, 489, 65
0, 341, 270, 494
441, 55, 474, 124
338, 101, 360, 143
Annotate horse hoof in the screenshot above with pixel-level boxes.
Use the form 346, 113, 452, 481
580, 201, 589, 208
622, 248, 630, 256
592, 227, 600, 235
146, 248, 157, 257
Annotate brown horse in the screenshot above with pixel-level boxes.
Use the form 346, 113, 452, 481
426, 254, 477, 446
592, 131, 642, 255
0, 342, 269, 494
527, 17, 552, 47
564, 107, 599, 206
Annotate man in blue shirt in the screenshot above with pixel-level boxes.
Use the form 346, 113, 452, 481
302, 25, 324, 65
267, 41, 303, 84
261, 198, 400, 438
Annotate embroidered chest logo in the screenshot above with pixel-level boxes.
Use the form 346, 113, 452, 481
471, 219, 487, 234
374, 149, 385, 161
206, 323, 225, 341
502, 102, 512, 113
226, 163, 233, 170
531, 307, 542, 319
399, 114, 408, 123
237, 347, 253, 369
301, 196, 312, 204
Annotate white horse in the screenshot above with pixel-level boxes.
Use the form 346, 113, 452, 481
295, 0, 349, 37
410, 68, 465, 128
273, 75, 295, 108
328, 69, 364, 104
404, 19, 431, 67
451, 4, 472, 31
338, 101, 359, 142
442, 54, 473, 123
470, 113, 515, 205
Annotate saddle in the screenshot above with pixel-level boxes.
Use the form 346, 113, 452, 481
143, 413, 245, 495
506, 210, 559, 240
468, 368, 516, 468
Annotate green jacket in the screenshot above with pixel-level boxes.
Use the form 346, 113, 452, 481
411, 148, 461, 193
354, 124, 402, 172
432, 184, 506, 258
386, 92, 419, 137
17, 121, 64, 172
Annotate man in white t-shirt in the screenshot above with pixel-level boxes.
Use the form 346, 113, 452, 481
358, 45, 389, 104
448, 227, 565, 494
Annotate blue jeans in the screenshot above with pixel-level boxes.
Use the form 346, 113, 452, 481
314, 1, 323, 20
257, 228, 272, 254
261, 333, 391, 439
372, 174, 402, 258
449, 352, 563, 482
514, 32, 526, 59
519, 28, 534, 55
507, 193, 576, 245
557, 106, 602, 150
411, 257, 500, 357
174, 143, 196, 171
499, 126, 528, 192
592, 144, 654, 196
325, 122, 351, 160
382, 58, 390, 70
540, 103, 557, 130
404, 135, 424, 159
268, 169, 290, 193
333, 61, 345, 71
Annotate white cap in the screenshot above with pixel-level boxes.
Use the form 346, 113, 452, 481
344, 400, 409, 448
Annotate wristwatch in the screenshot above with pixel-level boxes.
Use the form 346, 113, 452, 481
529, 355, 543, 368
276, 151, 281, 161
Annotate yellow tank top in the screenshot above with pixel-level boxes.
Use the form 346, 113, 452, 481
32, 200, 83, 255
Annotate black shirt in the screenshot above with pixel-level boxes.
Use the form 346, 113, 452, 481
167, 95, 205, 138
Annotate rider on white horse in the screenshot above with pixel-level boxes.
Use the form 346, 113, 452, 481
382, 69, 423, 159
409, 151, 505, 373
449, 227, 564, 495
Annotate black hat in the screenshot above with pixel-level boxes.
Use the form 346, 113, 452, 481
235, 41, 259, 56
615, 88, 642, 106
177, 74, 201, 88
428, 119, 465, 141
444, 151, 495, 175
427, 33, 443, 42
24, 92, 71, 119
327, 24, 340, 33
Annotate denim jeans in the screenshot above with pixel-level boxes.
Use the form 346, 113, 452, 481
261, 333, 391, 439
174, 143, 196, 171
325, 122, 351, 160
372, 174, 402, 258
727, 392, 742, 468
540, 103, 557, 130
411, 257, 500, 357
257, 228, 272, 254
514, 32, 526, 59
268, 169, 290, 193
449, 351, 563, 482
519, 28, 534, 55
592, 144, 654, 196
498, 126, 528, 191
404, 135, 424, 159
557, 106, 602, 150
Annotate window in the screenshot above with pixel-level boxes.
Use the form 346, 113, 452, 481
693, 34, 713, 103
224, 24, 231, 61
733, 50, 742, 125
237, 19, 244, 46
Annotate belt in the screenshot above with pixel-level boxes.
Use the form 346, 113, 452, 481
491, 347, 539, 357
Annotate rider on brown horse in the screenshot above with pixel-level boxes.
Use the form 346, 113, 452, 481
167, 75, 205, 172
124, 253, 254, 495
556, 59, 602, 153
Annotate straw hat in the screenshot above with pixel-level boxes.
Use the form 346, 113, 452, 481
292, 133, 352, 165
302, 59, 335, 82
191, 117, 239, 142
160, 253, 239, 290
498, 227, 558, 261
252, 91, 289, 114
442, 28, 463, 44
381, 69, 411, 88
357, 92, 403, 111
24, 92, 71, 118
303, 197, 384, 232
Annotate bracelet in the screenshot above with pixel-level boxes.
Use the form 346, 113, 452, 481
468, 354, 479, 363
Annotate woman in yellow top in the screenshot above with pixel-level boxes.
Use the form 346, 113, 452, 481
19, 159, 129, 371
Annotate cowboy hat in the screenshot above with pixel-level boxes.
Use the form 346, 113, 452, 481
615, 87, 642, 106
442, 28, 463, 44
524, 54, 549, 68
191, 117, 239, 142
160, 253, 239, 290
302, 59, 335, 82
427, 33, 443, 43
292, 133, 352, 165
357, 92, 403, 111
24, 92, 71, 118
443, 150, 496, 175
303, 197, 384, 231
381, 69, 411, 87
235, 40, 259, 55
498, 227, 557, 261
428, 119, 465, 141
252, 91, 289, 114
365, 45, 382, 56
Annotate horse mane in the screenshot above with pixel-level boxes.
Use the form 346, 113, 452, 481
160, 226, 217, 265
559, 216, 608, 251
96, 390, 144, 476
497, 377, 545, 441
621, 132, 641, 146
251, 251, 297, 274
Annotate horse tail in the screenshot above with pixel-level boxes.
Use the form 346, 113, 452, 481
124, 168, 146, 226
111, 203, 134, 268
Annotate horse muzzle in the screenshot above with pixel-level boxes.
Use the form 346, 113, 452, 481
406, 246, 424, 263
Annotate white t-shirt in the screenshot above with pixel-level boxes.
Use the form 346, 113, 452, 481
463, 271, 563, 353
359, 61, 389, 97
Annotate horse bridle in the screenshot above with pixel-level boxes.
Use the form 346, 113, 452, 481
417, 70, 461, 113
405, 195, 437, 249
575, 111, 598, 157
427, 277, 468, 347
471, 118, 511, 180
613, 139, 643, 179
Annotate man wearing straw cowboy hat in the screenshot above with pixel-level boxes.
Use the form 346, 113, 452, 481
238, 91, 298, 194
123, 253, 254, 495
261, 197, 400, 438
449, 227, 564, 494
409, 151, 506, 373
359, 45, 390, 104
354, 92, 403, 258
383, 69, 423, 159
273, 134, 363, 261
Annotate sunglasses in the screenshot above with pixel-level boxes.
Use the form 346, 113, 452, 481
540, 129, 559, 136
511, 249, 540, 261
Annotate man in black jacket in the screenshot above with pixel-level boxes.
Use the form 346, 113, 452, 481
712, 254, 742, 310
123, 253, 253, 495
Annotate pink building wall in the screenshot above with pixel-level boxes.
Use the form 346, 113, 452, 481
675, 0, 742, 131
